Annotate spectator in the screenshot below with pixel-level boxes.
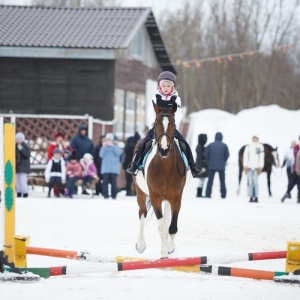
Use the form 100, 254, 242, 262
123, 135, 138, 196
45, 149, 66, 198
281, 140, 298, 199
70, 124, 94, 160
281, 135, 300, 203
63, 149, 72, 163
47, 132, 71, 160
80, 153, 98, 195
15, 132, 31, 198
93, 135, 105, 196
100, 133, 122, 199
205, 132, 230, 199
195, 133, 208, 198
64, 153, 82, 198
243, 135, 265, 203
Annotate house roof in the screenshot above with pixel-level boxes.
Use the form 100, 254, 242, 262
0, 5, 175, 73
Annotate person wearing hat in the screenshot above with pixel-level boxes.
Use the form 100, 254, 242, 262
243, 135, 265, 203
80, 153, 98, 195
45, 148, 66, 198
99, 133, 122, 199
15, 132, 31, 198
47, 131, 72, 160
126, 71, 203, 178
65, 152, 82, 198
70, 124, 94, 160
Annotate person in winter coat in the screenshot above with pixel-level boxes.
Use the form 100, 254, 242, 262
243, 135, 264, 203
123, 136, 139, 196
15, 132, 31, 198
64, 153, 83, 198
93, 135, 105, 196
281, 135, 300, 203
100, 133, 122, 199
80, 153, 98, 195
47, 131, 72, 160
126, 71, 203, 178
281, 140, 298, 199
70, 124, 94, 160
45, 149, 66, 198
205, 132, 230, 199
195, 133, 208, 197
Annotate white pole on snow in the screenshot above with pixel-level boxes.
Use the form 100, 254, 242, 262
0, 117, 4, 254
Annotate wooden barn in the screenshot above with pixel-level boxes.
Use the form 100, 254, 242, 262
0, 5, 176, 139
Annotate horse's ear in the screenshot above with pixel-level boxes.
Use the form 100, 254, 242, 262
152, 100, 162, 114
171, 102, 177, 114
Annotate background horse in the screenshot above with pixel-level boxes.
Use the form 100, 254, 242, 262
237, 143, 280, 196
133, 101, 188, 258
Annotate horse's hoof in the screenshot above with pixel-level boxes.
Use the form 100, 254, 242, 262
160, 256, 168, 259
168, 248, 175, 254
135, 243, 146, 253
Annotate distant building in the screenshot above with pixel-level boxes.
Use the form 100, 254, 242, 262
0, 5, 176, 138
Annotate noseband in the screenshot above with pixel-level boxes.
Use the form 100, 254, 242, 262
154, 112, 175, 152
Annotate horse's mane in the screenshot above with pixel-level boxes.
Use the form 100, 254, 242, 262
263, 143, 277, 152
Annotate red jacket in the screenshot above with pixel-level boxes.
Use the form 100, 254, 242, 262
48, 142, 72, 160
66, 161, 82, 179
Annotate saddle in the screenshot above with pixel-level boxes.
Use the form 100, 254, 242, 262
137, 138, 189, 171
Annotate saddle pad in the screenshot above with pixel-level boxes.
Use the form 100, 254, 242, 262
175, 141, 190, 170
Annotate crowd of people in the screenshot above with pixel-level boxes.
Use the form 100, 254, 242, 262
15, 125, 134, 199
195, 133, 300, 203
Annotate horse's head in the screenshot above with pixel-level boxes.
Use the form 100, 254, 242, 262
152, 100, 177, 158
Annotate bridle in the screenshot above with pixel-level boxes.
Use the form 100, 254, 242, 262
154, 112, 176, 153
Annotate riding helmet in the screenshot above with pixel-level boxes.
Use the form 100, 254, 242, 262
157, 71, 176, 86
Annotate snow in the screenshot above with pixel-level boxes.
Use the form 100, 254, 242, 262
2, 105, 300, 299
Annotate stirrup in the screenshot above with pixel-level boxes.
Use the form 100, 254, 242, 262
126, 164, 139, 176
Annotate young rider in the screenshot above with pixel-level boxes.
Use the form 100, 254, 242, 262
126, 71, 203, 178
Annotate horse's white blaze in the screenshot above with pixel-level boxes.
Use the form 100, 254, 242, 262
161, 136, 168, 150
160, 117, 169, 150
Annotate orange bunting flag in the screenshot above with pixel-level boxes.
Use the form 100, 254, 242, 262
182, 62, 190, 68
195, 60, 202, 68
227, 55, 233, 61
216, 57, 222, 63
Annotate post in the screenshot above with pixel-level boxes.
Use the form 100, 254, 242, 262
0, 118, 4, 271
3, 122, 16, 264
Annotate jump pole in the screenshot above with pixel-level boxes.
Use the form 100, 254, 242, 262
200, 265, 289, 281
26, 246, 287, 264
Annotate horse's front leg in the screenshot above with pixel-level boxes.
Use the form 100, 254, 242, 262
167, 197, 181, 254
135, 188, 147, 253
153, 199, 169, 258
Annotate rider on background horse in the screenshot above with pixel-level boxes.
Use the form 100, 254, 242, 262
126, 71, 203, 178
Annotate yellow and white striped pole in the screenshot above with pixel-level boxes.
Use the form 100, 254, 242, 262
3, 122, 16, 264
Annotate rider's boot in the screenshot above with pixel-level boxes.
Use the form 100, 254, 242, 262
178, 140, 204, 178
126, 155, 139, 176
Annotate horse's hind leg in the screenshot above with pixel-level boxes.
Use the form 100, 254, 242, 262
135, 186, 147, 253
267, 171, 272, 197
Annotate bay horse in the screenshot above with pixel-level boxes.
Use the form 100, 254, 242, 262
133, 101, 188, 258
237, 143, 280, 196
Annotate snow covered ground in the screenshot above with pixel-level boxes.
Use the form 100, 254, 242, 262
2, 105, 300, 299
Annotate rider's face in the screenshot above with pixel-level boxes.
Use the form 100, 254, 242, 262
160, 81, 173, 95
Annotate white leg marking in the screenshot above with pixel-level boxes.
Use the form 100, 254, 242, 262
158, 218, 168, 258
136, 215, 146, 253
